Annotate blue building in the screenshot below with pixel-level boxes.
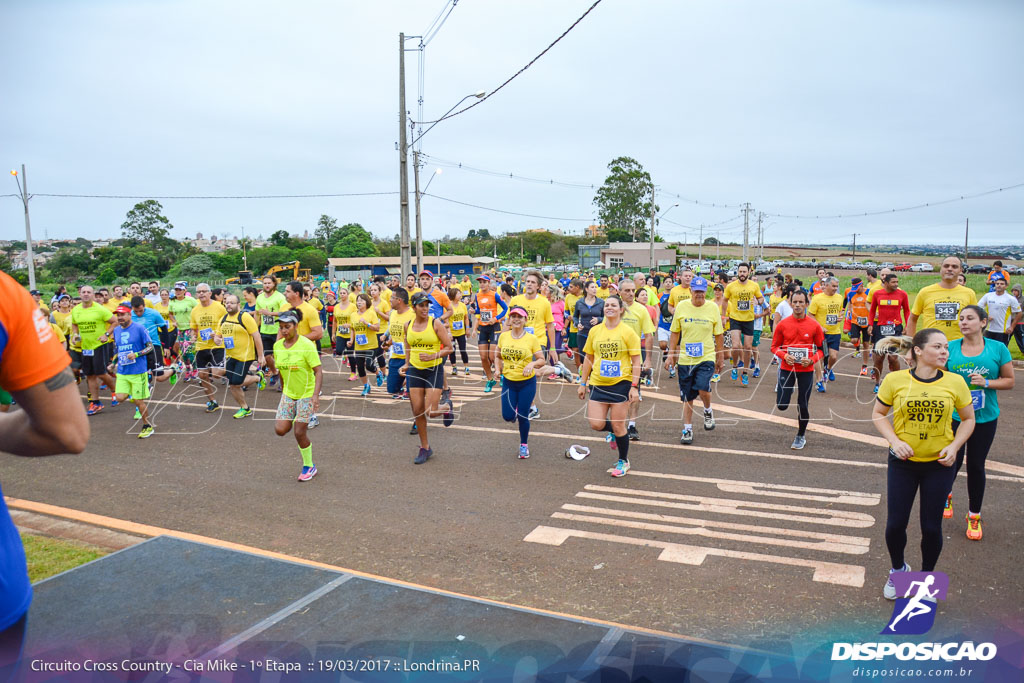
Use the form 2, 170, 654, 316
328, 256, 489, 281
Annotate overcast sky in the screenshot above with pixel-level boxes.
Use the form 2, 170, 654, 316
2, 0, 1022, 247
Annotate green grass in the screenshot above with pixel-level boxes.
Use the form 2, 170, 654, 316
20, 533, 106, 582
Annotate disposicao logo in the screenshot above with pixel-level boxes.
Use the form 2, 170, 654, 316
882, 571, 948, 635
831, 572, 998, 662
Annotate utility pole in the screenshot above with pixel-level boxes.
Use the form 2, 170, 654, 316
716, 231, 720, 260
241, 225, 248, 271
520, 236, 524, 260
648, 189, 656, 269
11, 165, 36, 290
413, 140, 424, 273
757, 212, 764, 261
852, 233, 857, 264
964, 218, 969, 263
698, 224, 704, 262
398, 33, 412, 278
745, 201, 753, 264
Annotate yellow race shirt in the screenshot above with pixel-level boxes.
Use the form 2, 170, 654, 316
274, 336, 321, 400
189, 301, 228, 351
497, 330, 541, 381
877, 369, 972, 462
407, 318, 443, 369
449, 302, 469, 337
53, 310, 79, 351
152, 300, 176, 330
668, 285, 692, 308
596, 287, 611, 299
583, 321, 641, 386
332, 301, 356, 338
670, 300, 723, 366
217, 312, 259, 362
621, 301, 655, 341
350, 309, 380, 350
808, 293, 845, 335
564, 292, 580, 332
768, 293, 785, 320
307, 296, 324, 313
282, 300, 321, 339
371, 296, 392, 320
508, 294, 554, 346
457, 281, 473, 296
911, 283, 978, 341
724, 280, 763, 322
387, 308, 416, 359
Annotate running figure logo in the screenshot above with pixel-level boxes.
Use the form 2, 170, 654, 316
882, 571, 949, 635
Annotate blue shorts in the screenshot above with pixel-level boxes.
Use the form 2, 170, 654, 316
477, 324, 498, 345
386, 357, 407, 395
822, 334, 842, 353
677, 361, 714, 402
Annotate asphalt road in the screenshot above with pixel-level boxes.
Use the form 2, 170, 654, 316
3, 341, 1022, 647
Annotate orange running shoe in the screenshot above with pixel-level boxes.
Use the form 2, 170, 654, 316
943, 495, 953, 519
966, 514, 982, 541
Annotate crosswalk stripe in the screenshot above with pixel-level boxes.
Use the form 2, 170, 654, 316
620, 471, 880, 506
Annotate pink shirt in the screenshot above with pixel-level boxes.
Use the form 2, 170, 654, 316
551, 300, 565, 331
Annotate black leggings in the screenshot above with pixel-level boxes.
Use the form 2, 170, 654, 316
951, 418, 998, 514
449, 335, 469, 365
1013, 325, 1024, 355
885, 453, 956, 571
776, 369, 814, 436
373, 335, 386, 371
351, 350, 377, 378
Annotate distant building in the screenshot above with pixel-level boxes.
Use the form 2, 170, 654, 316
585, 224, 606, 239
328, 255, 487, 281
578, 244, 605, 271
600, 242, 676, 270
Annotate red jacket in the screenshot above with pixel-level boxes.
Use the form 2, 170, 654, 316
771, 314, 824, 372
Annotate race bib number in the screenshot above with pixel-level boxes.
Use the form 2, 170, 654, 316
262, 315, 275, 325
452, 320, 464, 330
199, 328, 214, 341
934, 302, 959, 321
118, 351, 132, 366
355, 334, 368, 346
224, 337, 235, 350
339, 325, 350, 335
82, 349, 95, 357
788, 347, 809, 362
737, 300, 751, 311
481, 311, 493, 323
856, 316, 868, 327
684, 342, 704, 358
391, 341, 404, 356
599, 360, 622, 378
880, 324, 896, 336
970, 389, 985, 411
825, 314, 839, 326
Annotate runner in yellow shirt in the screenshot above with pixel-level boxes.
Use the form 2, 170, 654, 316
666, 276, 723, 444
617, 280, 655, 441
722, 263, 764, 386
908, 257, 978, 342
384, 288, 416, 399
213, 293, 265, 418
347, 293, 381, 397
447, 288, 471, 375
807, 277, 845, 392
189, 283, 228, 413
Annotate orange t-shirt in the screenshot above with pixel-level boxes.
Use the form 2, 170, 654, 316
0, 272, 71, 391
475, 291, 500, 326
848, 288, 871, 324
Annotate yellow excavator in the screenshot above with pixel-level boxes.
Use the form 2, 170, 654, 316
227, 261, 311, 285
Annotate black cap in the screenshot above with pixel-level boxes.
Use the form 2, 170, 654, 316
411, 292, 430, 307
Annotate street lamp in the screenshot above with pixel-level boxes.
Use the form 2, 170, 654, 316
423, 168, 442, 194
410, 91, 484, 272
10, 166, 36, 289
649, 202, 679, 269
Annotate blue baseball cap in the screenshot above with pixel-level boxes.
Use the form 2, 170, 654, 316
476, 274, 491, 281
690, 276, 709, 292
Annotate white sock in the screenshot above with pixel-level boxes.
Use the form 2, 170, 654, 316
628, 420, 636, 428
683, 423, 692, 431
704, 408, 713, 414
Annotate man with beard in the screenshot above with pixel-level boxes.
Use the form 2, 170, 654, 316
722, 263, 765, 387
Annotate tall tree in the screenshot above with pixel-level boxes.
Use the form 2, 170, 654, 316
269, 230, 292, 247
121, 200, 173, 243
593, 157, 657, 242
314, 214, 338, 249
328, 223, 378, 259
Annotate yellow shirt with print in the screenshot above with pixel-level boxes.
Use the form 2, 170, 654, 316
723, 280, 763, 322
282, 300, 322, 339
189, 301, 228, 351
457, 281, 473, 296
498, 330, 541, 381
152, 300, 176, 330
670, 300, 723, 366
53, 310, 79, 351
877, 369, 972, 462
387, 308, 416, 359
508, 294, 554, 347
621, 301, 655, 341
371, 296, 391, 321
333, 301, 356, 338
911, 283, 978, 341
449, 302, 469, 337
217, 311, 259, 362
668, 285, 692, 308
350, 309, 380, 350
307, 296, 324, 313
808, 293, 846, 335
596, 287, 611, 299
564, 291, 580, 332
583, 322, 641, 387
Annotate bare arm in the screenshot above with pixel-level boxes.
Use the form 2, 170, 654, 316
1, 368, 89, 456
905, 312, 919, 337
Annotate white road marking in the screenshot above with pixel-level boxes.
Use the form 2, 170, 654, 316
619, 471, 880, 506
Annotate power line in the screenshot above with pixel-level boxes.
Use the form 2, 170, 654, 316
661, 214, 744, 230
19, 191, 399, 200
422, 0, 458, 46
763, 181, 1024, 219
418, 0, 605, 125
423, 192, 594, 221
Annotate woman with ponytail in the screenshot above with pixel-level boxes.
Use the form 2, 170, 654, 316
872, 329, 976, 600
942, 305, 1014, 541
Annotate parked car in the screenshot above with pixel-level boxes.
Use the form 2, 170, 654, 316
893, 263, 913, 271
965, 263, 988, 274
910, 263, 935, 272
